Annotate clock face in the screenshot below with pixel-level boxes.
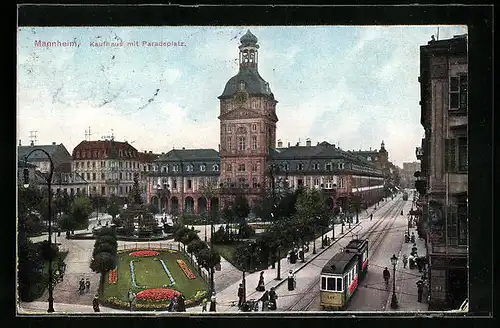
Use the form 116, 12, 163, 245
235, 91, 248, 104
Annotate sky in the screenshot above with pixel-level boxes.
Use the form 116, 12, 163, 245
17, 25, 467, 167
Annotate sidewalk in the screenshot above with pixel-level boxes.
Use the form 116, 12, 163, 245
18, 301, 124, 314
386, 224, 428, 312
186, 196, 396, 313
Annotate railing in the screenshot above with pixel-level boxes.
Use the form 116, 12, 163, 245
179, 246, 211, 285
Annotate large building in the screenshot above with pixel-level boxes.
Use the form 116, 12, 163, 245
418, 34, 468, 310
72, 139, 145, 198
146, 30, 385, 215
18, 140, 73, 173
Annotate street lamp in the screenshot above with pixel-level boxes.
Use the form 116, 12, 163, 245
23, 149, 55, 313
390, 253, 399, 309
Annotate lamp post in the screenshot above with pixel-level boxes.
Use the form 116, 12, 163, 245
331, 214, 336, 240
23, 149, 55, 313
390, 253, 399, 309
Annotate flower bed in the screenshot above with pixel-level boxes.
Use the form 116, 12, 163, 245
159, 259, 176, 287
176, 259, 196, 279
136, 288, 180, 302
129, 250, 160, 257
108, 268, 117, 284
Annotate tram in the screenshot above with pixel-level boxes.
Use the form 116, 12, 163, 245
402, 191, 409, 201
319, 239, 369, 310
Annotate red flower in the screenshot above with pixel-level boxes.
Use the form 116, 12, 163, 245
129, 250, 160, 257
109, 269, 117, 284
176, 259, 196, 279
136, 288, 181, 301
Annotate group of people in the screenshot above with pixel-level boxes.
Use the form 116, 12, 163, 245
78, 278, 91, 295
201, 291, 217, 312
168, 294, 187, 312
287, 247, 306, 264
236, 271, 280, 311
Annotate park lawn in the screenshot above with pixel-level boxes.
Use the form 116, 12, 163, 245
102, 250, 208, 304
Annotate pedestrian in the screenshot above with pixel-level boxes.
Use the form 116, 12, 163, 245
416, 257, 423, 272
408, 254, 415, 269
171, 296, 178, 312
416, 280, 424, 302
411, 243, 418, 256
370, 213, 373, 221
85, 278, 91, 293
201, 298, 208, 312
269, 287, 278, 310
402, 254, 408, 269
177, 294, 186, 312
259, 290, 269, 311
287, 270, 296, 291
79, 278, 85, 295
299, 247, 305, 262
92, 294, 100, 312
237, 283, 245, 308
256, 271, 265, 292
209, 292, 216, 312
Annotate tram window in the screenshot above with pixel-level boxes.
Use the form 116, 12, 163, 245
337, 278, 343, 291
327, 277, 336, 291
321, 277, 327, 290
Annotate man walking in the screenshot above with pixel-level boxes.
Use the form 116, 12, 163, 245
416, 280, 424, 303
92, 294, 100, 312
209, 292, 216, 312
85, 278, 91, 293
237, 283, 245, 308
370, 213, 373, 221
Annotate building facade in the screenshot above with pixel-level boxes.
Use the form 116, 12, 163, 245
72, 139, 143, 199
418, 34, 468, 310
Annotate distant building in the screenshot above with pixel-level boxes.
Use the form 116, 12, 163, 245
400, 161, 421, 188
72, 139, 144, 199
18, 140, 72, 173
418, 34, 468, 310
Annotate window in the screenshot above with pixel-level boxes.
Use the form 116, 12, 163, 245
448, 201, 468, 246
187, 165, 194, 172
213, 164, 219, 172
227, 136, 232, 151
101, 173, 105, 180
283, 163, 290, 171
252, 135, 257, 150
226, 125, 232, 133
173, 165, 179, 172
119, 186, 123, 194
298, 179, 303, 187
314, 178, 320, 186
445, 137, 468, 173
172, 179, 177, 189
312, 163, 319, 170
101, 186, 106, 195
87, 161, 90, 168
367, 156, 371, 161
76, 152, 80, 159
238, 164, 246, 172
200, 164, 206, 172
252, 124, 257, 131
187, 179, 192, 189
325, 163, 332, 171
327, 277, 336, 291
86, 173, 90, 180
252, 177, 258, 188
336, 278, 343, 291
252, 163, 257, 172
321, 277, 327, 290
238, 136, 246, 151
450, 74, 468, 111
75, 162, 79, 169
82, 152, 86, 159
119, 172, 123, 179
239, 81, 245, 90
92, 173, 96, 181
297, 163, 303, 171
226, 163, 232, 172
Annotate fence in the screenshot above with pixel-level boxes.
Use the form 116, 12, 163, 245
117, 241, 211, 286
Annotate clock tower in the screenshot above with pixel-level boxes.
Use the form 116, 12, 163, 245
218, 30, 278, 207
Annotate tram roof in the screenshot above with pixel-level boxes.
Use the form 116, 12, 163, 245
321, 251, 358, 275
345, 239, 368, 251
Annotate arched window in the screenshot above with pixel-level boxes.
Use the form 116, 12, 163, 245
212, 164, 219, 172
239, 81, 245, 90
186, 164, 194, 172
200, 164, 206, 172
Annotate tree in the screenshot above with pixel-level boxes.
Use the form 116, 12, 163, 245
187, 239, 208, 264
58, 213, 78, 232
107, 201, 121, 220
181, 230, 199, 251
90, 252, 116, 293
233, 195, 250, 224
71, 195, 92, 229
197, 248, 221, 293
17, 219, 44, 301
293, 188, 329, 251
348, 193, 362, 223
148, 203, 159, 215
234, 241, 262, 271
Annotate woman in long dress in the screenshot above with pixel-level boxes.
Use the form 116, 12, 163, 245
256, 271, 265, 292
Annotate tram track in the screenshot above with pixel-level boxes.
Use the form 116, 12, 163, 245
285, 197, 406, 311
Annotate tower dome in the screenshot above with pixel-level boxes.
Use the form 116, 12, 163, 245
240, 29, 258, 46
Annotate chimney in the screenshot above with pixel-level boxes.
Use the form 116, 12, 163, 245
52, 142, 56, 145
18, 139, 21, 147
332, 144, 335, 148
149, 151, 152, 154
277, 139, 283, 148
182, 147, 185, 150
306, 138, 311, 147
370, 147, 372, 151
288, 142, 290, 148
30, 140, 34, 146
